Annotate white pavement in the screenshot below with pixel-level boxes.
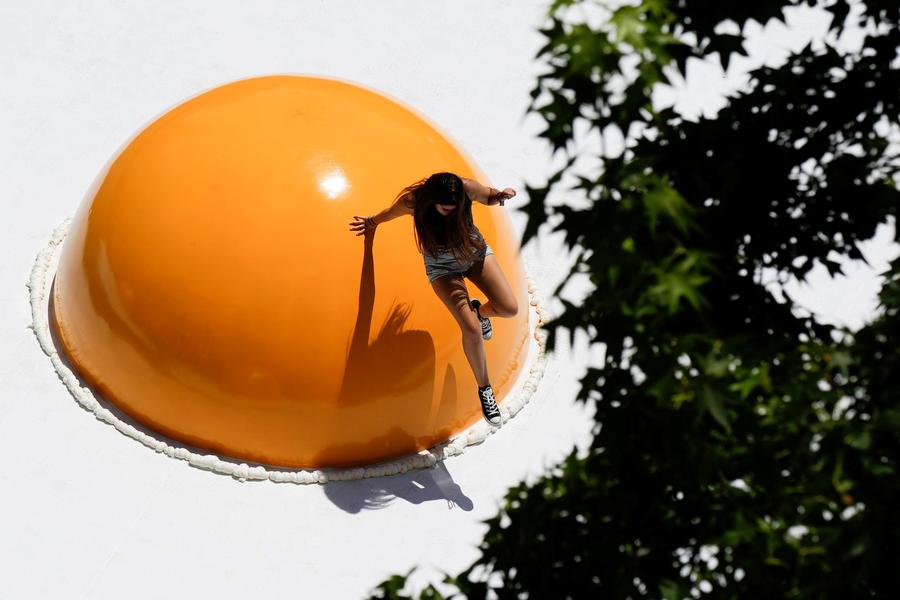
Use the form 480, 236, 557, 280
0, 1, 894, 599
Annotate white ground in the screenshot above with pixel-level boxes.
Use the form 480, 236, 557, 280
1, 1, 896, 598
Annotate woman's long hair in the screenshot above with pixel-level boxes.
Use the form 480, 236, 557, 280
394, 172, 486, 264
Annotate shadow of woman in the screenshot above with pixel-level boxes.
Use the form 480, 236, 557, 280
323, 458, 474, 513
335, 225, 435, 399
315, 226, 469, 506
318, 225, 443, 464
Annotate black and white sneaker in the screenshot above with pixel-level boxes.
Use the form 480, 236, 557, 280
470, 299, 492, 340
478, 385, 501, 426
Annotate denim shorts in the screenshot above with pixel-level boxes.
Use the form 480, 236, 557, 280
424, 243, 494, 283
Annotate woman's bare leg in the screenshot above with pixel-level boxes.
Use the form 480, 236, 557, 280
464, 254, 518, 319
430, 274, 490, 387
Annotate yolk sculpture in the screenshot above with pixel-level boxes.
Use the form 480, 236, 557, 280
51, 75, 531, 469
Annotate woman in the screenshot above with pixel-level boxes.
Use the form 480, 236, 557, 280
348, 172, 518, 426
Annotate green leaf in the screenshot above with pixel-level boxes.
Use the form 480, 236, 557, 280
700, 385, 732, 433
728, 364, 773, 400
700, 351, 731, 378
659, 579, 683, 600
827, 349, 852, 378
641, 177, 696, 236
846, 431, 872, 451
644, 250, 714, 314
610, 5, 645, 49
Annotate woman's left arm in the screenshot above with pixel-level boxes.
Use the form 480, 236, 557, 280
462, 177, 516, 206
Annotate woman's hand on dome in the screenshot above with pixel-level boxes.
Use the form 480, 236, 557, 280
349, 215, 377, 236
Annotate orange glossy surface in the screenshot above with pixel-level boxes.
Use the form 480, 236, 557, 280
52, 75, 531, 469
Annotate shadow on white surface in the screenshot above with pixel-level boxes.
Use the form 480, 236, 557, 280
323, 460, 474, 513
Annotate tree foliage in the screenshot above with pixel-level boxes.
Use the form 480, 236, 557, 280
369, 0, 900, 597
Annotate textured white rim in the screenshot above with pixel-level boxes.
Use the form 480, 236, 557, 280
27, 217, 551, 484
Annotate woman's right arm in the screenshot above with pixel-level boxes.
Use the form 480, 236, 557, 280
350, 192, 414, 235
371, 192, 414, 225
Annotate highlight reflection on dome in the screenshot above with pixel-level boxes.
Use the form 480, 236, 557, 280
319, 169, 349, 200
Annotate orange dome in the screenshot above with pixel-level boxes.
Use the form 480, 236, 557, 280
51, 75, 531, 469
